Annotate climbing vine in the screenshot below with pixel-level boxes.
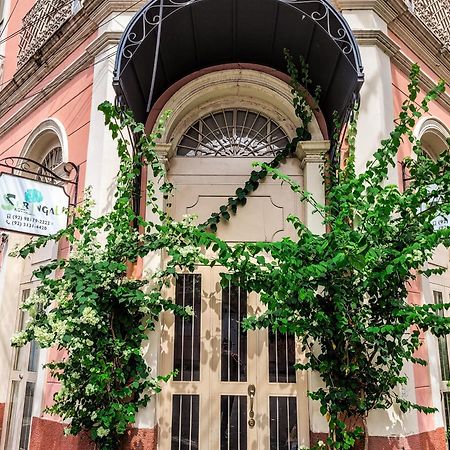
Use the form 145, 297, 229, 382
11, 106, 207, 450
10, 53, 450, 450
210, 64, 450, 449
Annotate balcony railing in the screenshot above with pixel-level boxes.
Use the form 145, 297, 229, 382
407, 0, 450, 50
17, 0, 75, 68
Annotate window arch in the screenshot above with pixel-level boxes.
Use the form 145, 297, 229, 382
414, 117, 450, 159
21, 118, 68, 182
146, 69, 326, 162
21, 118, 68, 165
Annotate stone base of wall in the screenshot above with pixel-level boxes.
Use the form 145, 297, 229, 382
311, 427, 446, 449
29, 417, 157, 450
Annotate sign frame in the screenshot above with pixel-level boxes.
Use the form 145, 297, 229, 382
0, 156, 79, 237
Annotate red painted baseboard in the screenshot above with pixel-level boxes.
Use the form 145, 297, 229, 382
311, 427, 447, 450
0, 402, 5, 440
28, 417, 157, 450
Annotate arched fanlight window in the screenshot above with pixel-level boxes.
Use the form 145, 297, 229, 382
177, 108, 289, 158
417, 118, 450, 160
36, 146, 63, 182
40, 146, 63, 170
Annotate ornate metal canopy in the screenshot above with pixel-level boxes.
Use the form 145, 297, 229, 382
113, 0, 364, 138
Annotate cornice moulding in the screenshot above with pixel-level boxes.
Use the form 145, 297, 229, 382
353, 28, 450, 111
353, 30, 450, 110
0, 0, 144, 112
336, 0, 398, 22
353, 29, 400, 57
339, 0, 450, 75
389, 16, 450, 78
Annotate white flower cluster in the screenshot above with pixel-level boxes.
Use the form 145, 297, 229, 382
96, 427, 109, 438
85, 383, 96, 395
11, 330, 28, 347
178, 244, 200, 258
80, 307, 100, 326
33, 327, 54, 346
70, 241, 103, 265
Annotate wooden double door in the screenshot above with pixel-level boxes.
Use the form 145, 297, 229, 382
158, 266, 309, 450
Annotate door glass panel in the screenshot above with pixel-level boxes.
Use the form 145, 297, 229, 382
433, 291, 450, 381
220, 395, 247, 450
173, 275, 201, 381
269, 331, 296, 383
171, 394, 199, 450
19, 382, 35, 450
5, 380, 20, 448
443, 392, 450, 436
221, 282, 247, 382
269, 397, 298, 450
14, 290, 30, 371
27, 340, 40, 372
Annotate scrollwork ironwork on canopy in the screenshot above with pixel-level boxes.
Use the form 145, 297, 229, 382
116, 0, 362, 76
0, 156, 80, 206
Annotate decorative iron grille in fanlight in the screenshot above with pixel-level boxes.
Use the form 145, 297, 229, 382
407, 0, 450, 49
17, 0, 74, 68
36, 147, 63, 183
177, 109, 290, 158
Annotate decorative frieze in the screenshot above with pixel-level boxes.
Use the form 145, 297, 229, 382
17, 0, 75, 68
408, 0, 450, 49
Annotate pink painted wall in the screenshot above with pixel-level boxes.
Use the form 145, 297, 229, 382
0, 2, 98, 426
390, 30, 450, 168
390, 29, 450, 436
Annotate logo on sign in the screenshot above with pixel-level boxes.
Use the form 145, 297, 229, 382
1, 188, 63, 216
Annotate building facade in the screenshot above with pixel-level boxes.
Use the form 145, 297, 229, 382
0, 1, 449, 449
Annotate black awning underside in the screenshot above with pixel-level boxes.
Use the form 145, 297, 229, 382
113, 0, 364, 136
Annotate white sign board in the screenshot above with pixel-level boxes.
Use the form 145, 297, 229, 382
426, 184, 450, 231
418, 184, 450, 231
431, 214, 450, 230
0, 173, 69, 236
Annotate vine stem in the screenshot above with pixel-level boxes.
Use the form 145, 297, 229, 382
363, 415, 369, 450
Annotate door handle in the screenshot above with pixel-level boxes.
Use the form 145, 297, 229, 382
248, 384, 256, 428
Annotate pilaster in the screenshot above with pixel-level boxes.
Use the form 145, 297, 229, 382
339, 3, 398, 185
296, 140, 329, 235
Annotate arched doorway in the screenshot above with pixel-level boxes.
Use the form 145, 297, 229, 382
113, 0, 363, 447
151, 69, 325, 449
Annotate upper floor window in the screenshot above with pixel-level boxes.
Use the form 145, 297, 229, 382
36, 146, 63, 182
18, 0, 83, 68
177, 108, 290, 158
408, 0, 450, 50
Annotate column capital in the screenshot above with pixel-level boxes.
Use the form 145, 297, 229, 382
296, 140, 330, 168
154, 143, 172, 171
